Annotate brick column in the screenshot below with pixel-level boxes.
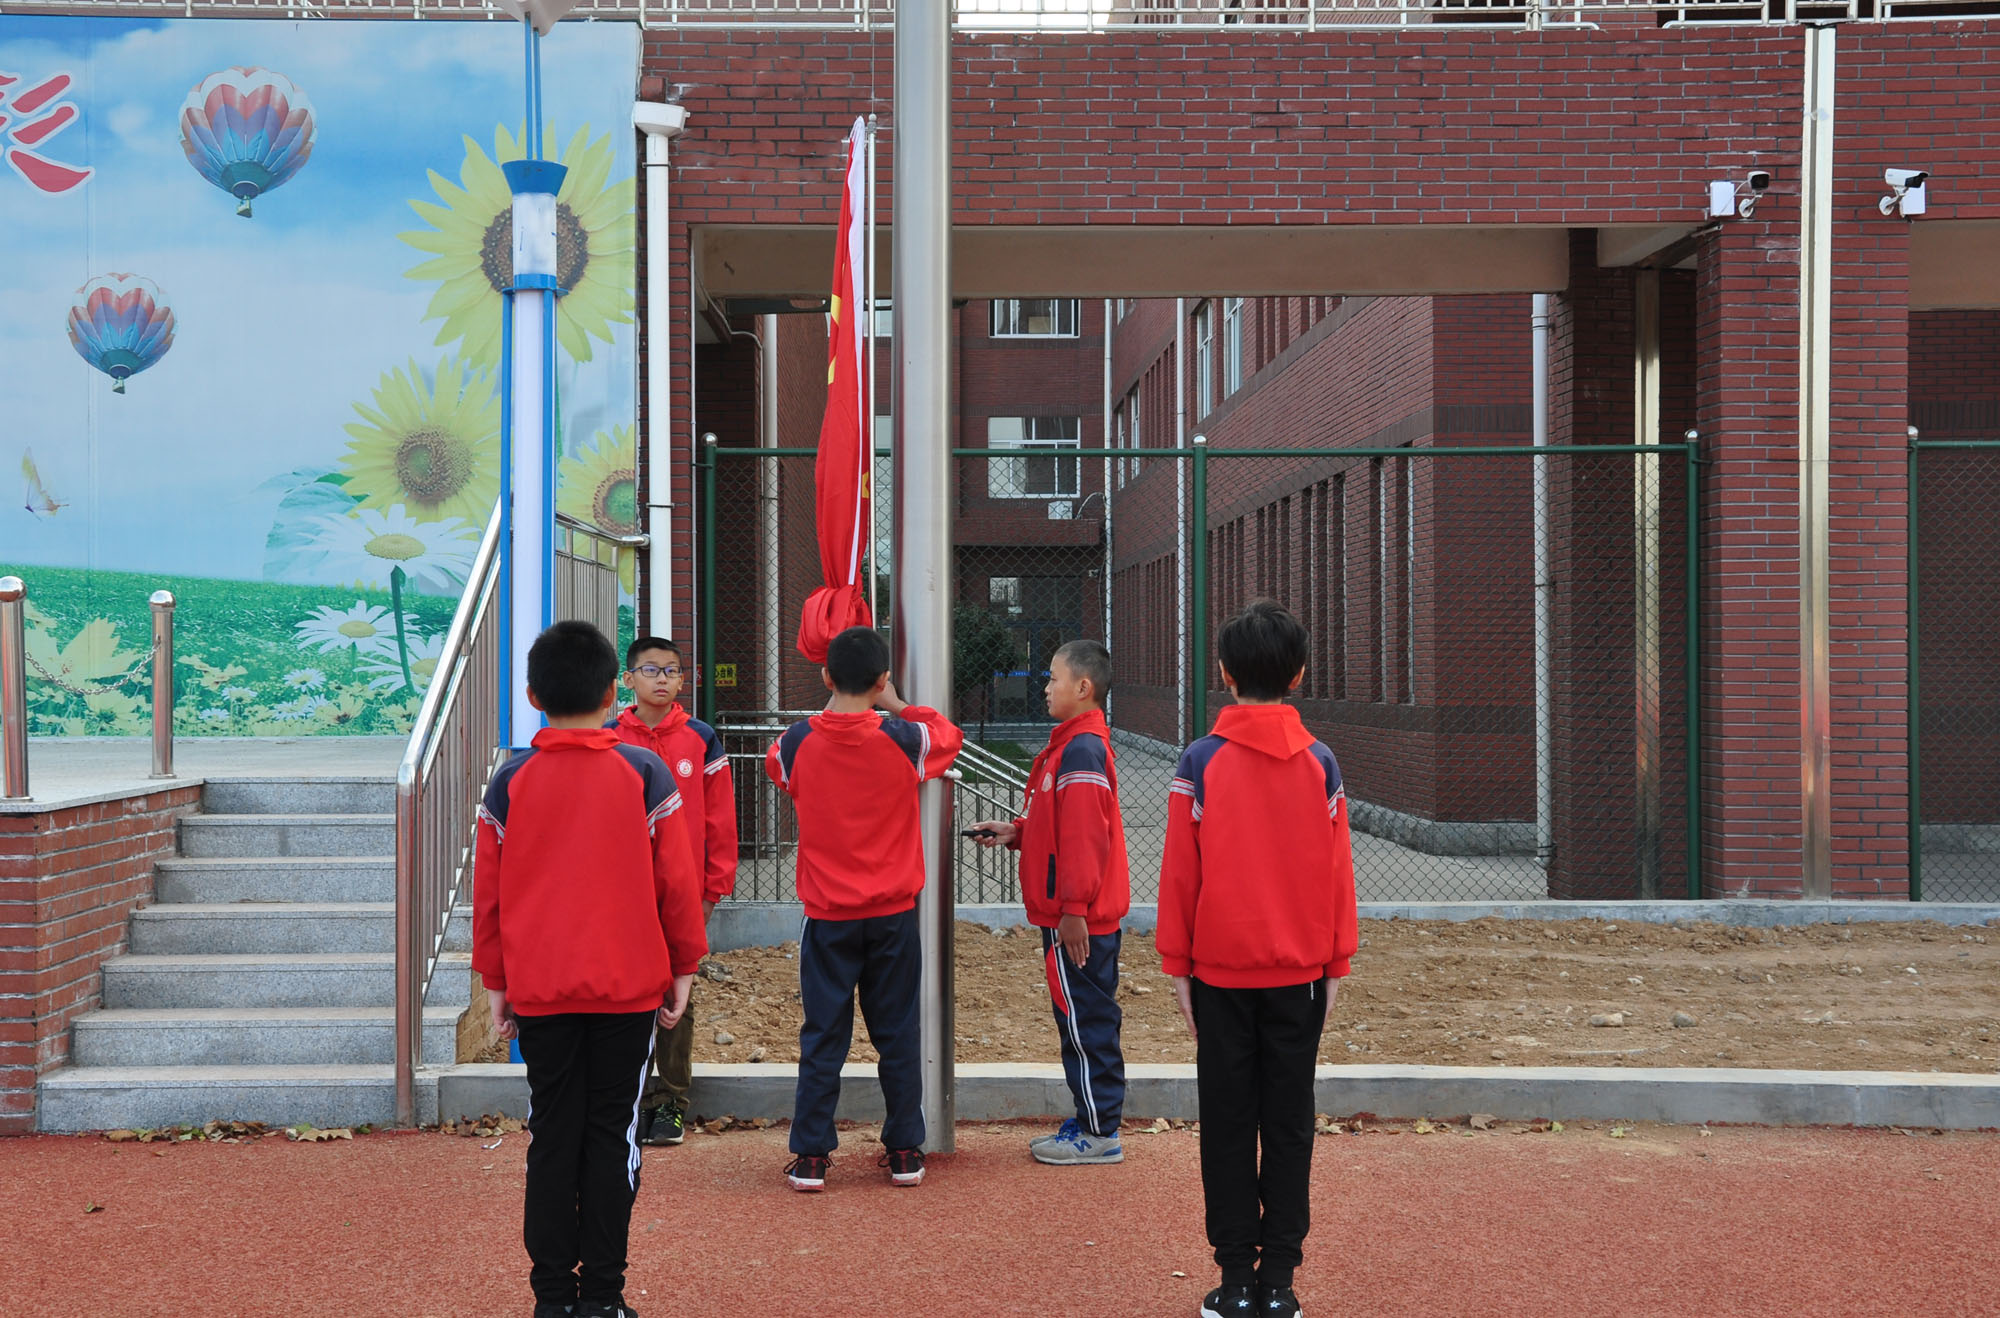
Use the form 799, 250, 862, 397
1695, 224, 1805, 896
1827, 203, 1912, 896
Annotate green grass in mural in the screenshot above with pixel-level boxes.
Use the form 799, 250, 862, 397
2, 563, 460, 738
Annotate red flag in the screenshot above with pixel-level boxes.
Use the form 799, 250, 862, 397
798, 118, 873, 664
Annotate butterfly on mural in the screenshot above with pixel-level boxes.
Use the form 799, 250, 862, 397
21, 449, 66, 517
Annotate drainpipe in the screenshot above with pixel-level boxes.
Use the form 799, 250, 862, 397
1532, 294, 1553, 873
760, 314, 782, 712
634, 100, 688, 640
1798, 27, 1837, 900
1175, 297, 1189, 745
1102, 299, 1114, 692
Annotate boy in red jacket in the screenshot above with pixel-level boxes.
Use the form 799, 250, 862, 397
608, 635, 739, 1149
970, 638, 1129, 1165
475, 621, 709, 1318
1158, 600, 1357, 1318
764, 625, 962, 1192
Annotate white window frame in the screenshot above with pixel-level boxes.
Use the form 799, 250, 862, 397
1223, 297, 1244, 396
990, 298, 1081, 338
987, 416, 1082, 499
1193, 300, 1214, 420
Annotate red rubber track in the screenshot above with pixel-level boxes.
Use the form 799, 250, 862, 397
3, 1122, 1997, 1316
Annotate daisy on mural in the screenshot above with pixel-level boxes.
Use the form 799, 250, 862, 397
295, 601, 399, 655
400, 124, 634, 368
557, 423, 638, 591
358, 630, 444, 693
339, 357, 500, 526
309, 506, 477, 597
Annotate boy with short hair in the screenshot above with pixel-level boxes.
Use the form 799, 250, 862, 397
765, 625, 963, 1192
1157, 600, 1358, 1318
970, 638, 1130, 1165
608, 635, 739, 1148
474, 620, 709, 1318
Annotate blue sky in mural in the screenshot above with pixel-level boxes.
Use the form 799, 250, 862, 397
1, 17, 638, 579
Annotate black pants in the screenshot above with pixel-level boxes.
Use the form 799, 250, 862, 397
1042, 927, 1126, 1135
792, 908, 924, 1156
515, 1010, 658, 1307
1192, 977, 1331, 1289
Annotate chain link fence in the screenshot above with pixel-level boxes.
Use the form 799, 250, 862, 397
1911, 440, 2000, 903
698, 441, 1696, 906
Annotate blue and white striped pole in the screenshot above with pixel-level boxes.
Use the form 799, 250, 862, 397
499, 23, 566, 747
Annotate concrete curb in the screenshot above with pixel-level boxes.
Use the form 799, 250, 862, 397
432, 1061, 2000, 1132
710, 899, 2000, 951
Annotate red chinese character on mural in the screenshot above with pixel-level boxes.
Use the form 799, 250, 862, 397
0, 71, 92, 195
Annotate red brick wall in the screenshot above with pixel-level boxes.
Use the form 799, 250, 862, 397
0, 788, 199, 1133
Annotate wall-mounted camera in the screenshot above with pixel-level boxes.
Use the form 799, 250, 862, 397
1879, 168, 1930, 218
1708, 170, 1773, 220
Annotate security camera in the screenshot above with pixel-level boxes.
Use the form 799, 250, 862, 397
1880, 167, 1931, 218
1746, 170, 1772, 193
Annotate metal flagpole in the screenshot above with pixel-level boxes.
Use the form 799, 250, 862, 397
893, 0, 955, 1155
865, 114, 880, 632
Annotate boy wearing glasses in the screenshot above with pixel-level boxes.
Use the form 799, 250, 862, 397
609, 636, 739, 1147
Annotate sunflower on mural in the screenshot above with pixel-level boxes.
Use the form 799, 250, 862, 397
558, 425, 640, 591
400, 124, 634, 368
339, 357, 501, 526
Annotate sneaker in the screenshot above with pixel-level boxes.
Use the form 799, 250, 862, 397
1200, 1284, 1257, 1318
1031, 1124, 1123, 1165
880, 1146, 925, 1186
531, 1305, 572, 1318
573, 1303, 637, 1318
1256, 1284, 1302, 1317
785, 1153, 830, 1192
1029, 1117, 1082, 1151
640, 1102, 684, 1147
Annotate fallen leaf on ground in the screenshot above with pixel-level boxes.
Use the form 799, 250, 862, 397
103, 1130, 140, 1143
287, 1125, 353, 1143
83, 1202, 103, 1214
1412, 1119, 1437, 1134
1609, 1126, 1630, 1139
1468, 1113, 1496, 1131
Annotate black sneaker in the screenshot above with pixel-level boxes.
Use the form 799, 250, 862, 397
785, 1153, 830, 1192
1257, 1283, 1303, 1317
1200, 1285, 1256, 1318
640, 1102, 684, 1147
880, 1145, 925, 1187
573, 1303, 637, 1318
530, 1304, 572, 1318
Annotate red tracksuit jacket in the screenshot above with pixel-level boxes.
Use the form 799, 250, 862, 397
1010, 708, 1130, 935
764, 706, 963, 921
1157, 703, 1358, 989
609, 704, 739, 904
473, 727, 709, 1015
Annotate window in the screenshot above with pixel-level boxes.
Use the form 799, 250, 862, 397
1223, 297, 1244, 396
990, 576, 1023, 616
1192, 301, 1214, 420
870, 300, 894, 338
987, 416, 1081, 498
990, 299, 1080, 337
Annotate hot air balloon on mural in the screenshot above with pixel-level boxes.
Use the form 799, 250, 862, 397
67, 274, 175, 394
178, 66, 316, 218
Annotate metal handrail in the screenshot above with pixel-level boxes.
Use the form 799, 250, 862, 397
0, 577, 25, 801
394, 501, 506, 1126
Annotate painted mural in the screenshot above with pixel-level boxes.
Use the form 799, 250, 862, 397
0, 18, 640, 736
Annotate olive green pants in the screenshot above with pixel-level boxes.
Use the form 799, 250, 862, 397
641, 1005, 694, 1108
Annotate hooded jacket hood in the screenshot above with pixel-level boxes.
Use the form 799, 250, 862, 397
616, 703, 689, 739
809, 708, 887, 745
1210, 702, 1317, 760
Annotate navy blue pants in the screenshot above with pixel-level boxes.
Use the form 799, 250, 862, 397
792, 908, 925, 1156
1042, 926, 1126, 1136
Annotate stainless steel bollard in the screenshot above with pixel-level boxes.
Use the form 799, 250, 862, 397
149, 591, 176, 779
1, 576, 27, 800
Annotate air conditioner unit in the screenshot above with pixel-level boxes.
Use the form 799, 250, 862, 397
1046, 500, 1073, 519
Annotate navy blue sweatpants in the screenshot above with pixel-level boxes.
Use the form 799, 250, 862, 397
791, 908, 925, 1156
1042, 927, 1126, 1136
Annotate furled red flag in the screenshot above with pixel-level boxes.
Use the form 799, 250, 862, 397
797, 117, 873, 664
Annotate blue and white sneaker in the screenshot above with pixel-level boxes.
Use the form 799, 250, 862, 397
1029, 1117, 1082, 1151
1032, 1123, 1123, 1165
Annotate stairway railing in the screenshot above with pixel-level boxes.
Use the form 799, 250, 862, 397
394, 503, 504, 1126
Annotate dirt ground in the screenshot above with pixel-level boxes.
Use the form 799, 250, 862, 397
686, 917, 2000, 1073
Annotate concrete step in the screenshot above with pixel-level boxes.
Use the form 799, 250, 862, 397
199, 777, 396, 817
36, 1065, 432, 1133
178, 814, 395, 859
155, 857, 394, 904
102, 953, 473, 1010
71, 1007, 461, 1068
130, 903, 472, 956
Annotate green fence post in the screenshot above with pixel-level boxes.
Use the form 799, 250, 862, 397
1908, 431, 1922, 902
700, 432, 719, 727
1190, 434, 1209, 740
1684, 435, 1702, 900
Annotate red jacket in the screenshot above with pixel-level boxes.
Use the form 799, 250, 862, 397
1010, 709, 1130, 934
609, 704, 739, 903
764, 706, 963, 921
472, 727, 708, 1015
1156, 704, 1358, 989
